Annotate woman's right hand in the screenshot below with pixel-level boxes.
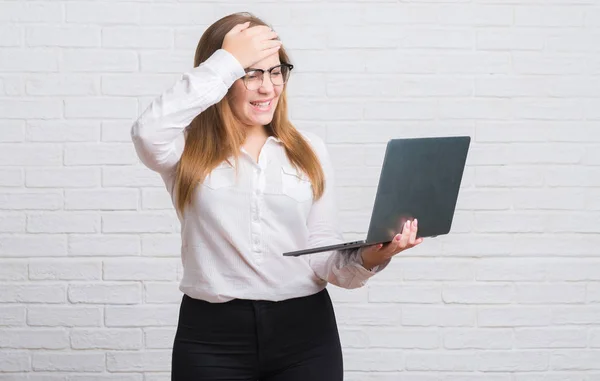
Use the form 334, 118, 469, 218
222, 22, 282, 69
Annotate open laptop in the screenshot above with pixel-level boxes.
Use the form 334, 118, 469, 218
282, 135, 471, 257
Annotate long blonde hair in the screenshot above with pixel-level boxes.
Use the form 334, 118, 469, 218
174, 12, 325, 215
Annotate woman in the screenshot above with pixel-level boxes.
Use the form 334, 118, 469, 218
131, 12, 423, 381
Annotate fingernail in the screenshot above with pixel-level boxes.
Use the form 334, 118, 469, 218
395, 235, 401, 241
414, 218, 418, 226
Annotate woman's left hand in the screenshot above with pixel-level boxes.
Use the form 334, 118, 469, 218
360, 219, 423, 270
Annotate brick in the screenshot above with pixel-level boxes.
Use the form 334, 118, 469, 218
0, 234, 67, 257
71, 328, 143, 350
66, 3, 140, 24
68, 234, 139, 257
32, 352, 104, 372
515, 328, 587, 349
367, 328, 439, 349
144, 327, 176, 349
29, 260, 101, 281
62, 49, 138, 72
0, 212, 25, 233
0, 49, 58, 72
26, 120, 99, 142
552, 307, 600, 325
141, 4, 215, 25
369, 284, 442, 303
69, 375, 142, 381
0, 306, 25, 326
443, 283, 514, 304
105, 306, 178, 327
513, 53, 586, 75
141, 234, 180, 257
477, 29, 545, 50
402, 306, 475, 327
513, 234, 600, 256
27, 212, 99, 234
329, 26, 401, 49
444, 328, 512, 349
145, 282, 181, 303
0, 283, 66, 303
478, 351, 548, 371
26, 168, 100, 188
65, 98, 138, 119
0, 329, 68, 349
478, 307, 551, 327
406, 352, 475, 371
551, 350, 600, 370
101, 121, 134, 142
440, 99, 512, 119
0, 121, 24, 142
400, 29, 474, 50
102, 166, 164, 187
0, 2, 62, 22
28, 306, 102, 327
437, 52, 510, 74
0, 351, 30, 372
456, 189, 512, 210
364, 101, 436, 120
140, 51, 192, 73
515, 6, 584, 26
0, 169, 23, 187
103, 258, 178, 281
334, 305, 401, 326
475, 166, 544, 187
106, 350, 171, 372
476, 259, 546, 281
64, 143, 138, 165
0, 144, 61, 166
0, 99, 62, 119
102, 27, 172, 49
68, 283, 142, 304
142, 189, 173, 210
66, 189, 138, 210
25, 75, 98, 96
366, 51, 436, 74
0, 260, 27, 280
344, 350, 404, 372
102, 73, 179, 96
26, 26, 100, 47
473, 212, 546, 233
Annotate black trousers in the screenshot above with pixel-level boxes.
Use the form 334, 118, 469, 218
171, 288, 344, 381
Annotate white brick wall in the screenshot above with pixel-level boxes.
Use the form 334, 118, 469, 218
1, 0, 599, 379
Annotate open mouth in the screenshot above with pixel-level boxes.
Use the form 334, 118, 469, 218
250, 99, 273, 112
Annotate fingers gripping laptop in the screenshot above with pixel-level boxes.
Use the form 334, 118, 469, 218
283, 136, 471, 257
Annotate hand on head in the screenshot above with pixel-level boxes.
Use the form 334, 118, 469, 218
222, 22, 282, 69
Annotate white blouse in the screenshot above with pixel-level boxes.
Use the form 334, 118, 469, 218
130, 49, 387, 303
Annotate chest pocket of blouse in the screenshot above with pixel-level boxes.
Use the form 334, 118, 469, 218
281, 165, 313, 202
203, 164, 236, 190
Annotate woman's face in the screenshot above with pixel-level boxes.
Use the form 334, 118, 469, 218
229, 53, 286, 129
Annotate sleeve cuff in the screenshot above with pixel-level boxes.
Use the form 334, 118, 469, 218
198, 49, 246, 88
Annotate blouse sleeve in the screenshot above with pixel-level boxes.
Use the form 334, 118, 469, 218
131, 49, 246, 174
302, 132, 391, 289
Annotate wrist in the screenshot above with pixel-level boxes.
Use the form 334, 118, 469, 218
360, 249, 381, 271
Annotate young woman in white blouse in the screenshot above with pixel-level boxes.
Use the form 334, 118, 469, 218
131, 12, 423, 381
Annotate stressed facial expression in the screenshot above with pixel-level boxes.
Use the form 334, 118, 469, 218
229, 53, 289, 128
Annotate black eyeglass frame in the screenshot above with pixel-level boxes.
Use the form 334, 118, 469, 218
242, 63, 294, 90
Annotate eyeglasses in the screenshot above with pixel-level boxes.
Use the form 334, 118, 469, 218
242, 63, 294, 91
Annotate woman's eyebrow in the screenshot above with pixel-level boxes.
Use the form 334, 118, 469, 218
246, 64, 282, 72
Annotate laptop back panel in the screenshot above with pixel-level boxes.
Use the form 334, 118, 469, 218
365, 136, 471, 243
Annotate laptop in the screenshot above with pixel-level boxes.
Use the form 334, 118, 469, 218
282, 135, 471, 257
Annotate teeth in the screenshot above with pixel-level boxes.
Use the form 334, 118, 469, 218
251, 101, 271, 107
